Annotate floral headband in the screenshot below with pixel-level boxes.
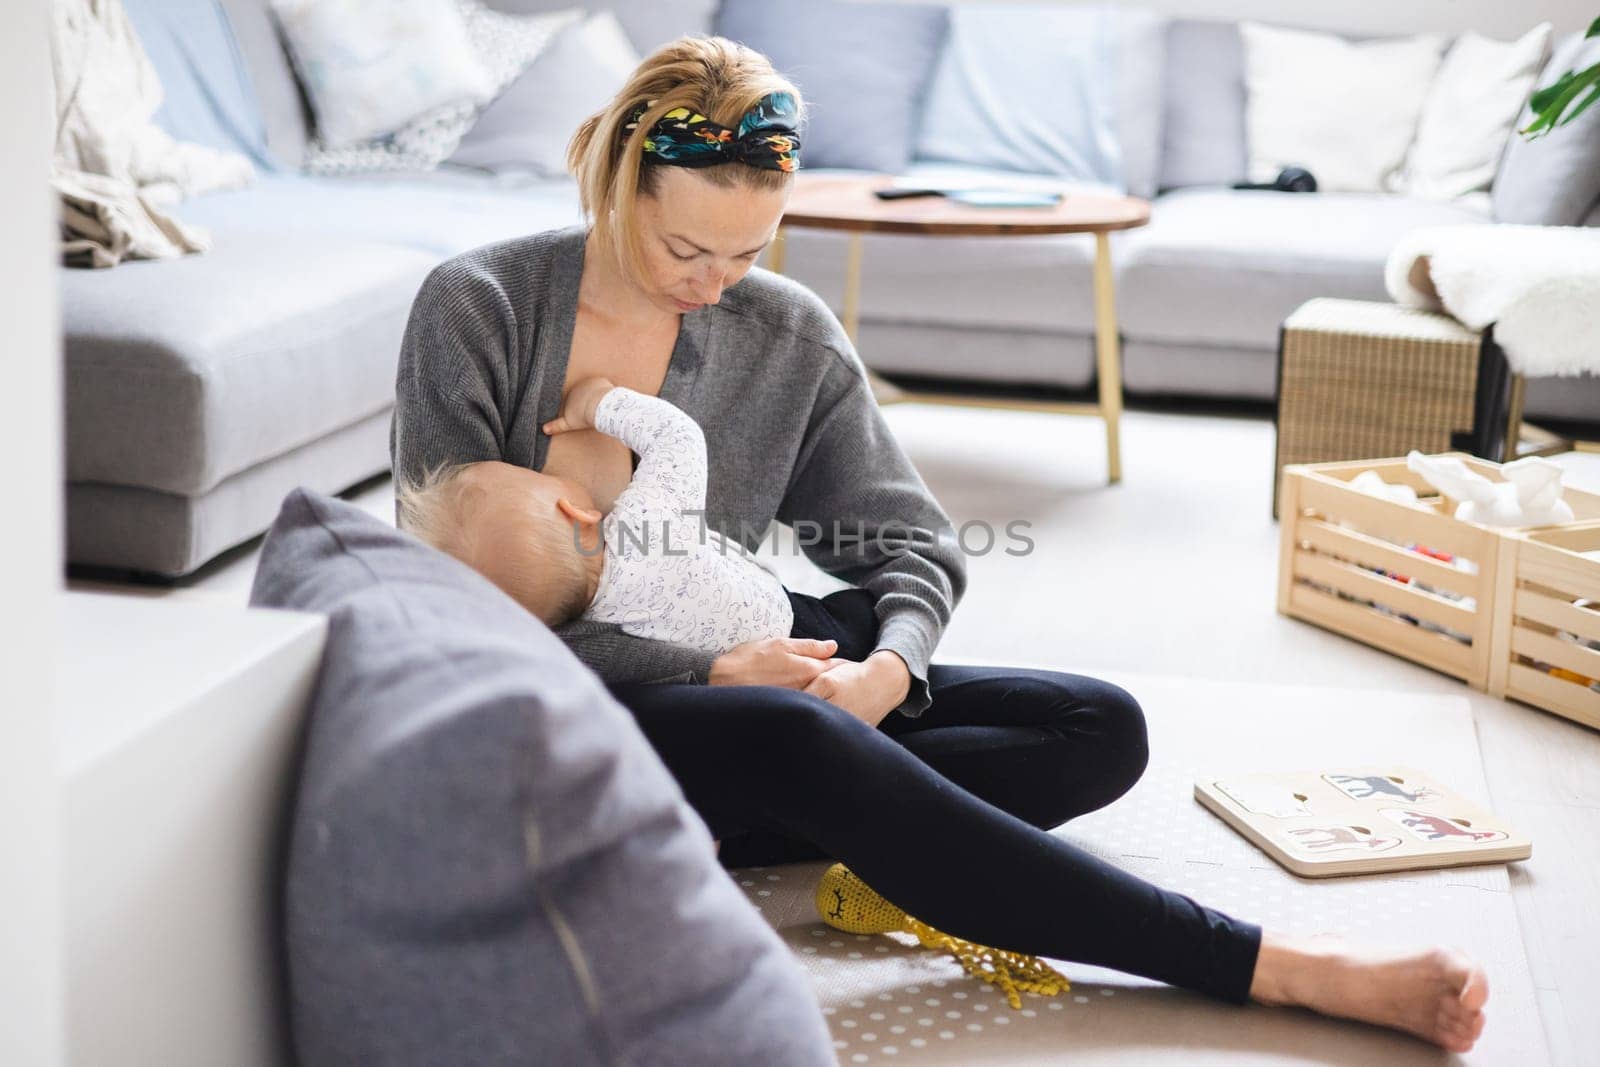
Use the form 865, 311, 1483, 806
622, 91, 802, 173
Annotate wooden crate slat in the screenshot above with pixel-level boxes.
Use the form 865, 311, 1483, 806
1296, 518, 1481, 599
1513, 587, 1600, 646
1527, 526, 1600, 554
1288, 582, 1476, 681
1512, 626, 1600, 680
1562, 486, 1600, 522
1294, 550, 1479, 635
1295, 474, 1490, 561
1515, 539, 1600, 600
1507, 662, 1600, 730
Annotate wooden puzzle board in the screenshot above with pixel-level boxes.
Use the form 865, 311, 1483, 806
1195, 767, 1532, 877
732, 672, 1545, 1065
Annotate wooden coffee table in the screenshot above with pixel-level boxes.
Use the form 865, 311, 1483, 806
767, 173, 1150, 484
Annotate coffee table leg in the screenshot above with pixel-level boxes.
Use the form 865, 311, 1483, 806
766, 226, 787, 275
842, 231, 863, 343
838, 232, 904, 405
1093, 232, 1124, 484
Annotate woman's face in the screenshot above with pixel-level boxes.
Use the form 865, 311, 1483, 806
632, 166, 791, 314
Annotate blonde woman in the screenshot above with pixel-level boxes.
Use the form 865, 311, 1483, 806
391, 36, 1488, 1053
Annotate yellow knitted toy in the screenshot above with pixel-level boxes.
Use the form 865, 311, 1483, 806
814, 863, 1070, 1010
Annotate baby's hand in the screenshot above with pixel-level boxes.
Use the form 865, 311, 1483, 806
544, 377, 616, 435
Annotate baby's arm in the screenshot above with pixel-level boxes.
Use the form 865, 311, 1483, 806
545, 379, 708, 517
595, 387, 709, 517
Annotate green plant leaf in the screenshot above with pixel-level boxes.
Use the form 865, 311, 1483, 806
1561, 82, 1600, 126
1522, 63, 1600, 136
1529, 69, 1578, 114
1587, 14, 1600, 38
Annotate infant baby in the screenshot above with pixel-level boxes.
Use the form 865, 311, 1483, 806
397, 377, 879, 662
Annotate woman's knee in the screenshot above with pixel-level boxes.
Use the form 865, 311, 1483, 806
1090, 680, 1150, 795
1038, 674, 1149, 802
764, 688, 871, 749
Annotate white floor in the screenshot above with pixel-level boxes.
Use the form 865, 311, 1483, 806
78, 404, 1600, 1066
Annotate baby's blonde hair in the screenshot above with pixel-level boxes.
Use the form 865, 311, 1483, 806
396, 462, 593, 628
566, 34, 806, 291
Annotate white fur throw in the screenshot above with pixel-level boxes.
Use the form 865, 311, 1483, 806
1385, 224, 1600, 377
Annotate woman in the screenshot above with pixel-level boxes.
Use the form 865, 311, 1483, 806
391, 36, 1487, 1053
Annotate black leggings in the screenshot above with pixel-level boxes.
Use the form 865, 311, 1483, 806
605, 654, 1264, 1004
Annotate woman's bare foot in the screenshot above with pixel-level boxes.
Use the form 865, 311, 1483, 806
1250, 933, 1489, 1053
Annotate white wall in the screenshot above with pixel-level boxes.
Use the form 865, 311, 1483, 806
1123, 0, 1591, 37
936, 0, 1593, 37
0, 0, 63, 1064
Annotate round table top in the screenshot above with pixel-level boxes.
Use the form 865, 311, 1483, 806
781, 173, 1151, 236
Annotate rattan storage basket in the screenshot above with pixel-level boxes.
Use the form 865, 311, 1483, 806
1273, 299, 1510, 516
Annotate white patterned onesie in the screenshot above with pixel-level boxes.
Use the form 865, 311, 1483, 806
580, 387, 795, 653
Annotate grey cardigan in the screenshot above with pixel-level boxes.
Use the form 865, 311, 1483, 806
390, 224, 965, 717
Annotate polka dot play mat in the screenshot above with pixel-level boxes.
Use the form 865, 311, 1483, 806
729, 676, 1544, 1065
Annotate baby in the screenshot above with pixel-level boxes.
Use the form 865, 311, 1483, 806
397, 377, 879, 663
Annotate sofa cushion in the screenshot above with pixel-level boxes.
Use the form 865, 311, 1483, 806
248, 488, 833, 1067
1493, 31, 1600, 225
1400, 24, 1552, 203
715, 0, 949, 173
1241, 22, 1445, 193
67, 409, 392, 577
176, 171, 583, 258
1118, 188, 1488, 348
63, 229, 435, 496
123, 0, 276, 169
1160, 19, 1248, 190
448, 11, 641, 177
911, 5, 1166, 198
219, 0, 311, 169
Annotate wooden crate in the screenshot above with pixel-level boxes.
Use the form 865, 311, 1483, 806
1277, 456, 1600, 690
1488, 523, 1600, 731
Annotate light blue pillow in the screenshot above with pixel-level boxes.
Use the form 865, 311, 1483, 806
716, 0, 950, 173
123, 0, 277, 170
913, 4, 1167, 197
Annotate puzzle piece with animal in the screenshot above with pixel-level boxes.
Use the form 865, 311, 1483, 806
1194, 767, 1531, 877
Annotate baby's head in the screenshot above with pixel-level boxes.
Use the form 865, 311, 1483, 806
397, 460, 602, 627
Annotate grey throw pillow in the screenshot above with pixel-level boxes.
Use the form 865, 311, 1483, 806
449, 12, 642, 176
1160, 19, 1249, 190
1492, 31, 1600, 225
715, 0, 949, 173
249, 488, 833, 1067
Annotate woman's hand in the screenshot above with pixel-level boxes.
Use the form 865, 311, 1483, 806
804, 650, 911, 728
543, 376, 616, 436
708, 636, 840, 689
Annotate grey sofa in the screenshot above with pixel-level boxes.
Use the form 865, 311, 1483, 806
62, 1, 1600, 577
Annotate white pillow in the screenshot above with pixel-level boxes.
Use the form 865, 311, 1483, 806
272, 0, 495, 148
1241, 22, 1446, 193
1401, 24, 1553, 203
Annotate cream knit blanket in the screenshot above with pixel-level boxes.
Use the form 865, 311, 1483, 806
50, 0, 255, 267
